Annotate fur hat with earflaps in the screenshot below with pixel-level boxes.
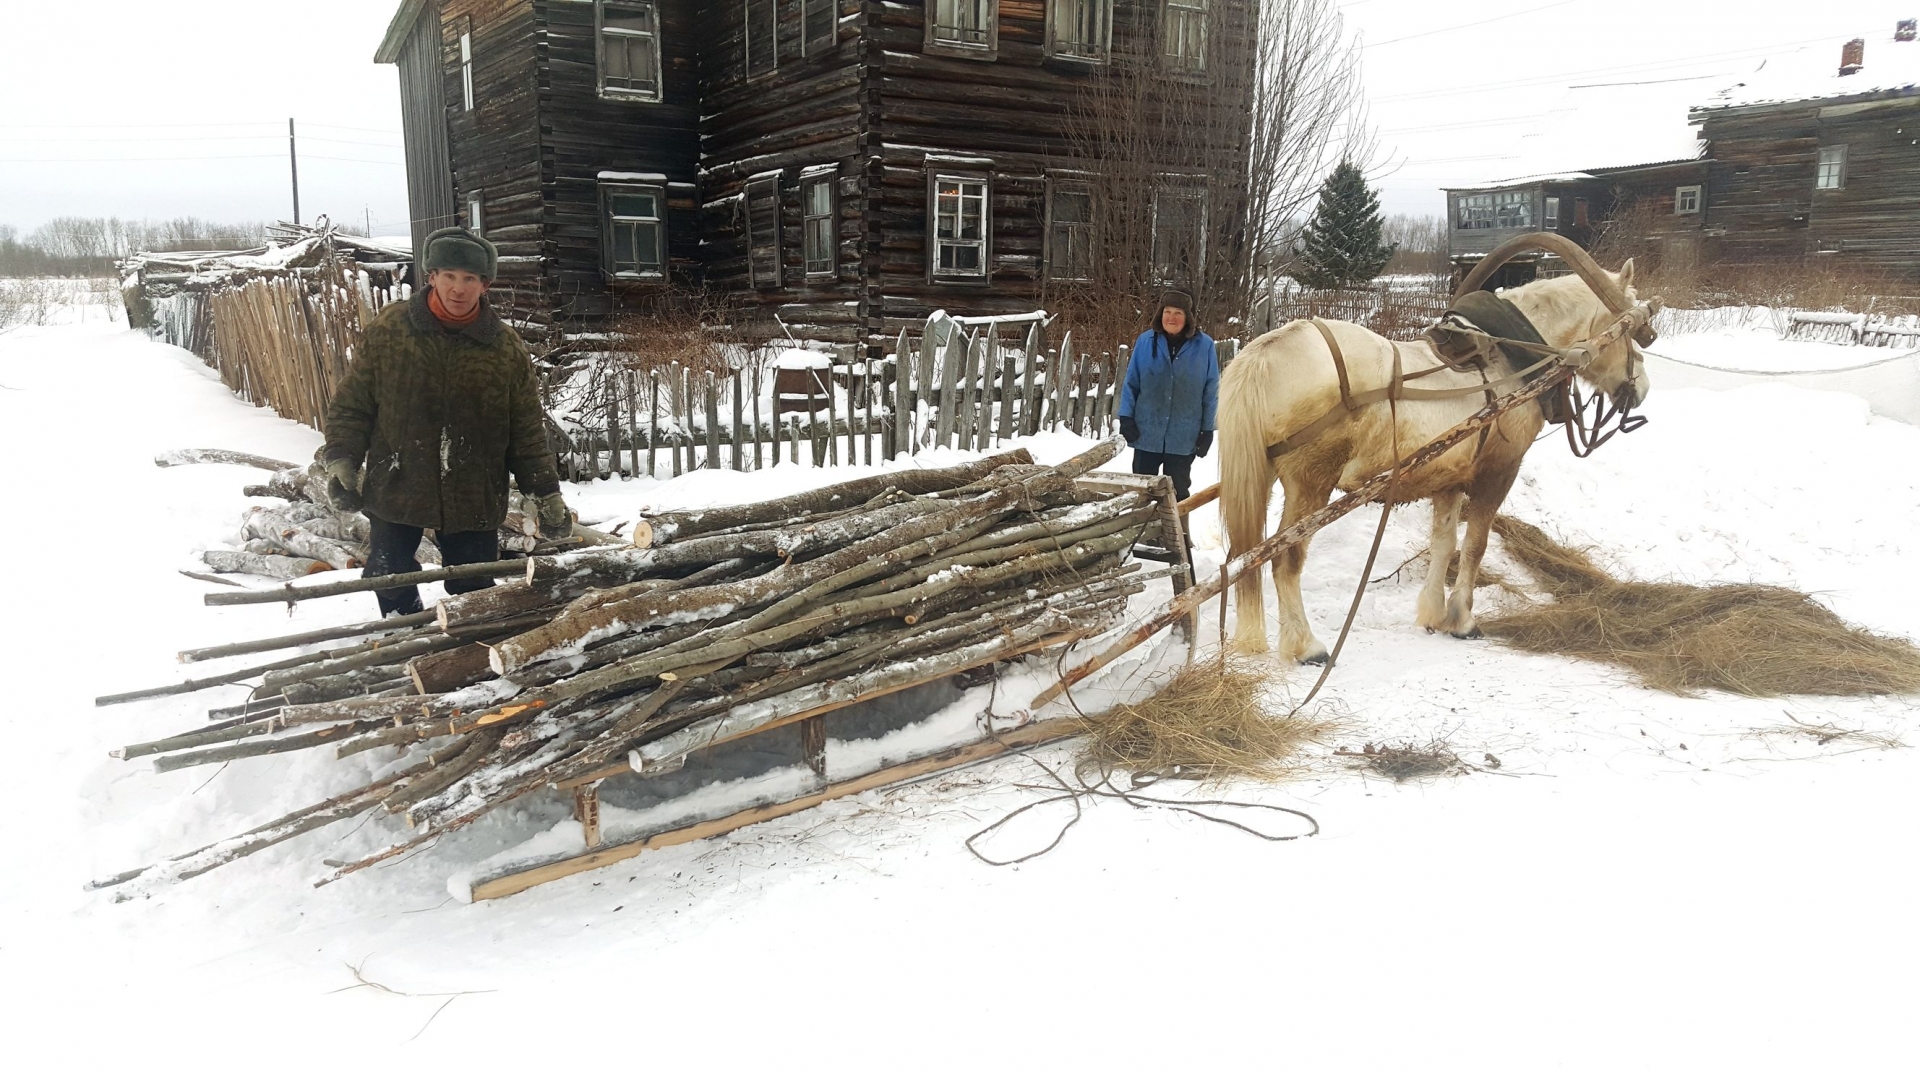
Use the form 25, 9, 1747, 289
423, 226, 498, 281
1156, 288, 1197, 334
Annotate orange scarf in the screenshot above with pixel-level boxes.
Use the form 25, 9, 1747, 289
427, 288, 481, 327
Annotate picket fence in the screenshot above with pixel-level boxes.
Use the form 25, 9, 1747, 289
549, 314, 1242, 481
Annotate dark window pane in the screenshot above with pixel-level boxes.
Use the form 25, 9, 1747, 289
609, 193, 657, 218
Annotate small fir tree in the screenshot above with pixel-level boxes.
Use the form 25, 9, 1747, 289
1294, 160, 1395, 289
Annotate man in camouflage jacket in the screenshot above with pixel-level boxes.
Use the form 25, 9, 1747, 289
320, 226, 570, 615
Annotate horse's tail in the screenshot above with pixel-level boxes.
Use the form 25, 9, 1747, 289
1218, 336, 1279, 652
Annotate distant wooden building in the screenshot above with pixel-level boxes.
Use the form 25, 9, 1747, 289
1444, 23, 1920, 286
375, 0, 1253, 347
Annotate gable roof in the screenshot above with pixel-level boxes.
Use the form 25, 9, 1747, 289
1694, 35, 1920, 113
374, 0, 432, 65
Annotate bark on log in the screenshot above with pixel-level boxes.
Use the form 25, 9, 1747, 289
633, 449, 1033, 546
178, 611, 438, 663
205, 558, 531, 607
408, 643, 496, 694
201, 550, 330, 580
155, 449, 300, 471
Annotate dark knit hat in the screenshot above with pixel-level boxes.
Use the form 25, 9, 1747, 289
423, 226, 498, 281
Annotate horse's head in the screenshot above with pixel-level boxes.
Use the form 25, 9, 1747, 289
1505, 259, 1651, 410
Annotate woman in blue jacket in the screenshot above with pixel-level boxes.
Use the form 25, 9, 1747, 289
1118, 289, 1218, 501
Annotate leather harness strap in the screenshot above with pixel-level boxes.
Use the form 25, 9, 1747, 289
1262, 333, 1566, 462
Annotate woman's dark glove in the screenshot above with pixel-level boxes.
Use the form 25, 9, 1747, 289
1120, 416, 1140, 444
1194, 430, 1214, 458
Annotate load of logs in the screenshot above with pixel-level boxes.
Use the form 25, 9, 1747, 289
163, 449, 590, 581
96, 440, 1166, 892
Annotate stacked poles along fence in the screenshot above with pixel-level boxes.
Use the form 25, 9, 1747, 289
547, 316, 1243, 481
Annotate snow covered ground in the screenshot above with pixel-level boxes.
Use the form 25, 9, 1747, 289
3, 309, 1917, 1076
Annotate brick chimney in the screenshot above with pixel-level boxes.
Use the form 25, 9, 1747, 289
1898, 19, 1917, 42
1840, 37, 1865, 75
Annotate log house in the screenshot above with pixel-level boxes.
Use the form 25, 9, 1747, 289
376, 0, 1255, 346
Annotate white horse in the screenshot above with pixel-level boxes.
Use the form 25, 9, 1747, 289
1218, 261, 1650, 663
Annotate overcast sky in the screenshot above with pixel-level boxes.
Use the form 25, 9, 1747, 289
0, 0, 1910, 236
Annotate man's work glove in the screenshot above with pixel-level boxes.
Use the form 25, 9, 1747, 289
1120, 416, 1140, 444
1194, 430, 1214, 458
323, 458, 363, 513
532, 491, 573, 540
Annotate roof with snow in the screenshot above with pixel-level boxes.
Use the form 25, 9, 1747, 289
1460, 73, 1725, 189
1693, 34, 1920, 112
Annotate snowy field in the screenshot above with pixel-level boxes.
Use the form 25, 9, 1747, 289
2, 306, 1917, 1076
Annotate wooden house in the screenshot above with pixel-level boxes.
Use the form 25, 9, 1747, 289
375, 0, 1254, 347
1444, 23, 1920, 286
1688, 26, 1920, 275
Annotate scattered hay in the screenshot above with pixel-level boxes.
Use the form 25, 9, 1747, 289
1334, 740, 1472, 783
1749, 713, 1905, 751
1482, 517, 1920, 697
1075, 655, 1334, 782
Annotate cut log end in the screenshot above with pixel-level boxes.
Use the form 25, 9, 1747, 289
629, 519, 654, 549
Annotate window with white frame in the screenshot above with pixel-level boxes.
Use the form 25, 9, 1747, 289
597, 1, 662, 101
746, 174, 782, 288
745, 0, 777, 79
459, 31, 475, 111
1163, 0, 1207, 72
802, 169, 836, 277
1152, 186, 1204, 284
1674, 185, 1701, 214
804, 0, 836, 56
602, 184, 665, 279
927, 0, 997, 55
469, 191, 485, 237
1544, 196, 1560, 229
1048, 0, 1111, 62
931, 174, 990, 278
1816, 145, 1846, 190
1046, 181, 1095, 282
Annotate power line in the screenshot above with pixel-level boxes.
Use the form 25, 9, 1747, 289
0, 133, 399, 147
0, 153, 400, 164
1362, 0, 1576, 50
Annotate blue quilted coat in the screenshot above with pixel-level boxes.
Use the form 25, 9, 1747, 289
1119, 328, 1219, 456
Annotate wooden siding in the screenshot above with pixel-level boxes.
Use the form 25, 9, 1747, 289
395, 4, 458, 265
535, 0, 703, 322
1694, 88, 1920, 275
441, 0, 547, 324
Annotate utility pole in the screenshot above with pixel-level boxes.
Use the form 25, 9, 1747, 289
288, 118, 301, 225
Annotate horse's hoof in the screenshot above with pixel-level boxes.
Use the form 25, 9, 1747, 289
1299, 651, 1331, 666
1449, 626, 1484, 641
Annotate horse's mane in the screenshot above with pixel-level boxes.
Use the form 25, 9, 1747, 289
1498, 272, 1621, 333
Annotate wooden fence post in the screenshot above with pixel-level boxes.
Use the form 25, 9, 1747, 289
752, 365, 765, 471
891, 330, 910, 461
1018, 322, 1039, 436
704, 373, 722, 472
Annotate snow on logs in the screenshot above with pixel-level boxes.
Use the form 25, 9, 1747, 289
94, 439, 1175, 893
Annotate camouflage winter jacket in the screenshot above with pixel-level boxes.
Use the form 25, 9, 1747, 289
321, 290, 560, 533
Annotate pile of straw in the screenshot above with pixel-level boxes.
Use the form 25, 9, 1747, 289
1482, 517, 1920, 697
1075, 656, 1331, 781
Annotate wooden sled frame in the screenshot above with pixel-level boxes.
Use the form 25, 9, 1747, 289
470, 473, 1199, 901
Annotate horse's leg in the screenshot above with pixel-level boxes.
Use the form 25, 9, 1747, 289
1271, 472, 1336, 665
1417, 492, 1464, 631
1442, 470, 1519, 639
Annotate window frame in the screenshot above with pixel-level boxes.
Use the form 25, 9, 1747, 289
1150, 181, 1206, 286
925, 0, 999, 60
468, 190, 485, 237
596, 0, 664, 103
600, 182, 668, 281
745, 173, 784, 289
745, 0, 778, 80
1044, 176, 1096, 283
801, 166, 838, 279
459, 30, 475, 111
1543, 196, 1560, 230
803, 0, 837, 57
1162, 0, 1208, 73
1816, 145, 1846, 191
927, 171, 992, 282
1046, 0, 1112, 64
1674, 184, 1702, 215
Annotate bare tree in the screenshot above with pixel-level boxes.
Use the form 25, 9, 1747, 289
1052, 0, 1371, 340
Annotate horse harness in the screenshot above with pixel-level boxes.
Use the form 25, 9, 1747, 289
1261, 306, 1568, 462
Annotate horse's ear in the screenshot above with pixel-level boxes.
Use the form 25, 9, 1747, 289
1618, 258, 1637, 289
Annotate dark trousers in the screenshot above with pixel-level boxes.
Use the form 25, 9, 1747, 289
364, 514, 501, 616
1132, 450, 1195, 502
